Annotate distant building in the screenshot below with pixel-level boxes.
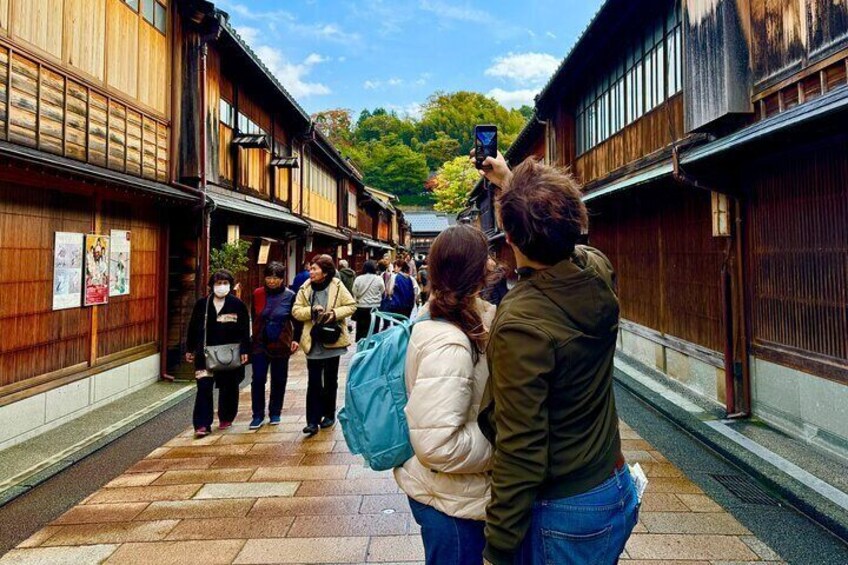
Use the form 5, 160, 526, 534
405, 212, 455, 256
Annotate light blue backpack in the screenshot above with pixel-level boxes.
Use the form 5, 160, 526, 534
338, 310, 428, 471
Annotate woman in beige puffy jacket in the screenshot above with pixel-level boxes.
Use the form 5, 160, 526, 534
394, 225, 496, 565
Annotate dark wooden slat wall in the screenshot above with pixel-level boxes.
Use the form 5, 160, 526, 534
588, 183, 725, 353
0, 185, 91, 387
97, 201, 161, 358
573, 95, 684, 186
747, 140, 848, 382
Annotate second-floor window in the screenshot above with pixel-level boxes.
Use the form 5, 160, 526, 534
576, 3, 682, 155
124, 0, 167, 34
237, 113, 265, 136
220, 99, 234, 127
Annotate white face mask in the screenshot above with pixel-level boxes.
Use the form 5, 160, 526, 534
213, 284, 230, 298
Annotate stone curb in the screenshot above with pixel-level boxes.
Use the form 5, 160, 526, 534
0, 385, 195, 508
613, 355, 848, 545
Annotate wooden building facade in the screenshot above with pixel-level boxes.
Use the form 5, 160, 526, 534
509, 0, 848, 455
0, 0, 200, 449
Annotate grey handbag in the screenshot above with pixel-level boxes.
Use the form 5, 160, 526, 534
202, 296, 244, 372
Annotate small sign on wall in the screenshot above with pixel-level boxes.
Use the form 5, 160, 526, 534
84, 234, 110, 306
257, 239, 272, 265
52, 232, 84, 311
109, 230, 131, 297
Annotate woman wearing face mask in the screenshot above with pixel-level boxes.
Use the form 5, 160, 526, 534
292, 255, 357, 437
186, 270, 251, 438
249, 262, 301, 430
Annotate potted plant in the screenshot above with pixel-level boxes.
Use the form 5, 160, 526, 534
210, 240, 251, 299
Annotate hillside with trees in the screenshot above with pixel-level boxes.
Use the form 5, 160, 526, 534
313, 91, 531, 209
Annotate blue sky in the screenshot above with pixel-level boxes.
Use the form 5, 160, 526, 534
217, 0, 605, 118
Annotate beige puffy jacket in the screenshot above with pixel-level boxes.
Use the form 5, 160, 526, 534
393, 299, 496, 521
292, 278, 357, 355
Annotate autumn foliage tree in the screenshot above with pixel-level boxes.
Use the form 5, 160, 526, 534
429, 156, 480, 213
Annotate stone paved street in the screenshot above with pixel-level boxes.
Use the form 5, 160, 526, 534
0, 353, 786, 564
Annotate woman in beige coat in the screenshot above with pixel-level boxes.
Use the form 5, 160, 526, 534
293, 255, 357, 436
394, 225, 495, 565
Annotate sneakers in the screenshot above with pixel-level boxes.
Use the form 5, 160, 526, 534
218, 421, 233, 431
249, 417, 264, 430
194, 427, 210, 438
269, 415, 281, 426
302, 424, 319, 437
319, 417, 336, 429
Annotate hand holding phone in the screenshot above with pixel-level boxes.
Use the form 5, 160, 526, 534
474, 125, 498, 170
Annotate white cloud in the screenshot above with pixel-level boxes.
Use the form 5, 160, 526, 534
254, 46, 331, 98
388, 78, 404, 86
485, 52, 560, 86
236, 26, 261, 45
364, 80, 381, 90
387, 102, 424, 120
546, 31, 557, 39
418, 0, 488, 24
488, 88, 538, 109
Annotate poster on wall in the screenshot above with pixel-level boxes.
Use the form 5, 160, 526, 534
84, 234, 110, 306
109, 230, 131, 297
52, 232, 84, 311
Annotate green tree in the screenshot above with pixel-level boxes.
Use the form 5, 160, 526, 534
417, 91, 527, 155
422, 132, 461, 171
518, 105, 535, 120
429, 156, 480, 213
355, 111, 417, 146
312, 109, 354, 149
358, 137, 429, 198
209, 240, 251, 278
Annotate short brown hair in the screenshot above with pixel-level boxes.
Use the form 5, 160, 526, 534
310, 254, 336, 279
497, 158, 587, 265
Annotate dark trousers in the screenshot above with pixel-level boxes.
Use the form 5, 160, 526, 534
193, 376, 240, 430
251, 353, 290, 419
354, 307, 378, 342
408, 497, 485, 565
306, 356, 341, 426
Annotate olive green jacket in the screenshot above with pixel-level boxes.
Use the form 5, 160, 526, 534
479, 246, 623, 565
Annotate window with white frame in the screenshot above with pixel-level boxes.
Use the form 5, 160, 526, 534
575, 3, 682, 155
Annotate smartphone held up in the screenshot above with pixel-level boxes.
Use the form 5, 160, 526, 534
474, 125, 498, 170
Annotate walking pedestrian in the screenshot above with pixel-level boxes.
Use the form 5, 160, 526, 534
249, 262, 301, 430
185, 270, 251, 438
337, 259, 356, 294
386, 259, 416, 319
478, 154, 637, 565
293, 255, 357, 437
289, 261, 310, 294
395, 224, 496, 565
416, 259, 430, 305
480, 256, 509, 307
352, 260, 385, 341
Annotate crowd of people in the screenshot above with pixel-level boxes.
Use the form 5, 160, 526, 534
184, 151, 637, 565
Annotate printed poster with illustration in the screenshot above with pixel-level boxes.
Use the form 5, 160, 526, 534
84, 234, 110, 306
52, 232, 84, 310
109, 230, 131, 297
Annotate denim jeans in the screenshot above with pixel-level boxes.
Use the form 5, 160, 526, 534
516, 465, 639, 565
408, 498, 485, 565
251, 353, 290, 419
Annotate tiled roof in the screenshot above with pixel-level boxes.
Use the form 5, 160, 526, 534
405, 213, 453, 234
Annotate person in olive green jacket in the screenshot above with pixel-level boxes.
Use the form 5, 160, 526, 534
476, 155, 638, 565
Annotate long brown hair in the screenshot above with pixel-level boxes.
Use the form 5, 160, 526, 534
428, 225, 490, 360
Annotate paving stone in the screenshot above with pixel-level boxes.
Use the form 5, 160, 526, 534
295, 479, 399, 497
644, 477, 704, 494
40, 521, 179, 546
249, 496, 363, 517
216, 432, 300, 444
346, 465, 394, 480
360, 494, 412, 514
15, 526, 62, 548
639, 493, 691, 512
366, 535, 426, 562
86, 485, 202, 504
287, 513, 410, 538
53, 503, 150, 525
249, 465, 348, 482
209, 454, 303, 469
103, 540, 246, 565
146, 448, 172, 459
677, 493, 724, 513
621, 439, 654, 451
0, 545, 120, 564
741, 536, 783, 560
126, 457, 216, 473
163, 445, 253, 458
152, 468, 254, 486
639, 462, 686, 478
136, 498, 256, 520
625, 534, 759, 561
301, 453, 365, 466
639, 512, 750, 535
162, 435, 221, 448
247, 441, 337, 456
194, 481, 299, 499
233, 536, 369, 564
624, 450, 660, 463
165, 517, 294, 540
105, 473, 163, 488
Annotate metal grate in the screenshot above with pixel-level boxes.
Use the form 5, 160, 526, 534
710, 474, 780, 506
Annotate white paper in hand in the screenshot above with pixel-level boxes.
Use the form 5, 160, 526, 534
630, 463, 649, 503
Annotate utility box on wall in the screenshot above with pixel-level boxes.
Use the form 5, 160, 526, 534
684, 0, 754, 132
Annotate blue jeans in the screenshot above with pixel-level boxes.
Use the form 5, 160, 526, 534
408, 497, 485, 565
251, 353, 290, 419
516, 465, 639, 565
